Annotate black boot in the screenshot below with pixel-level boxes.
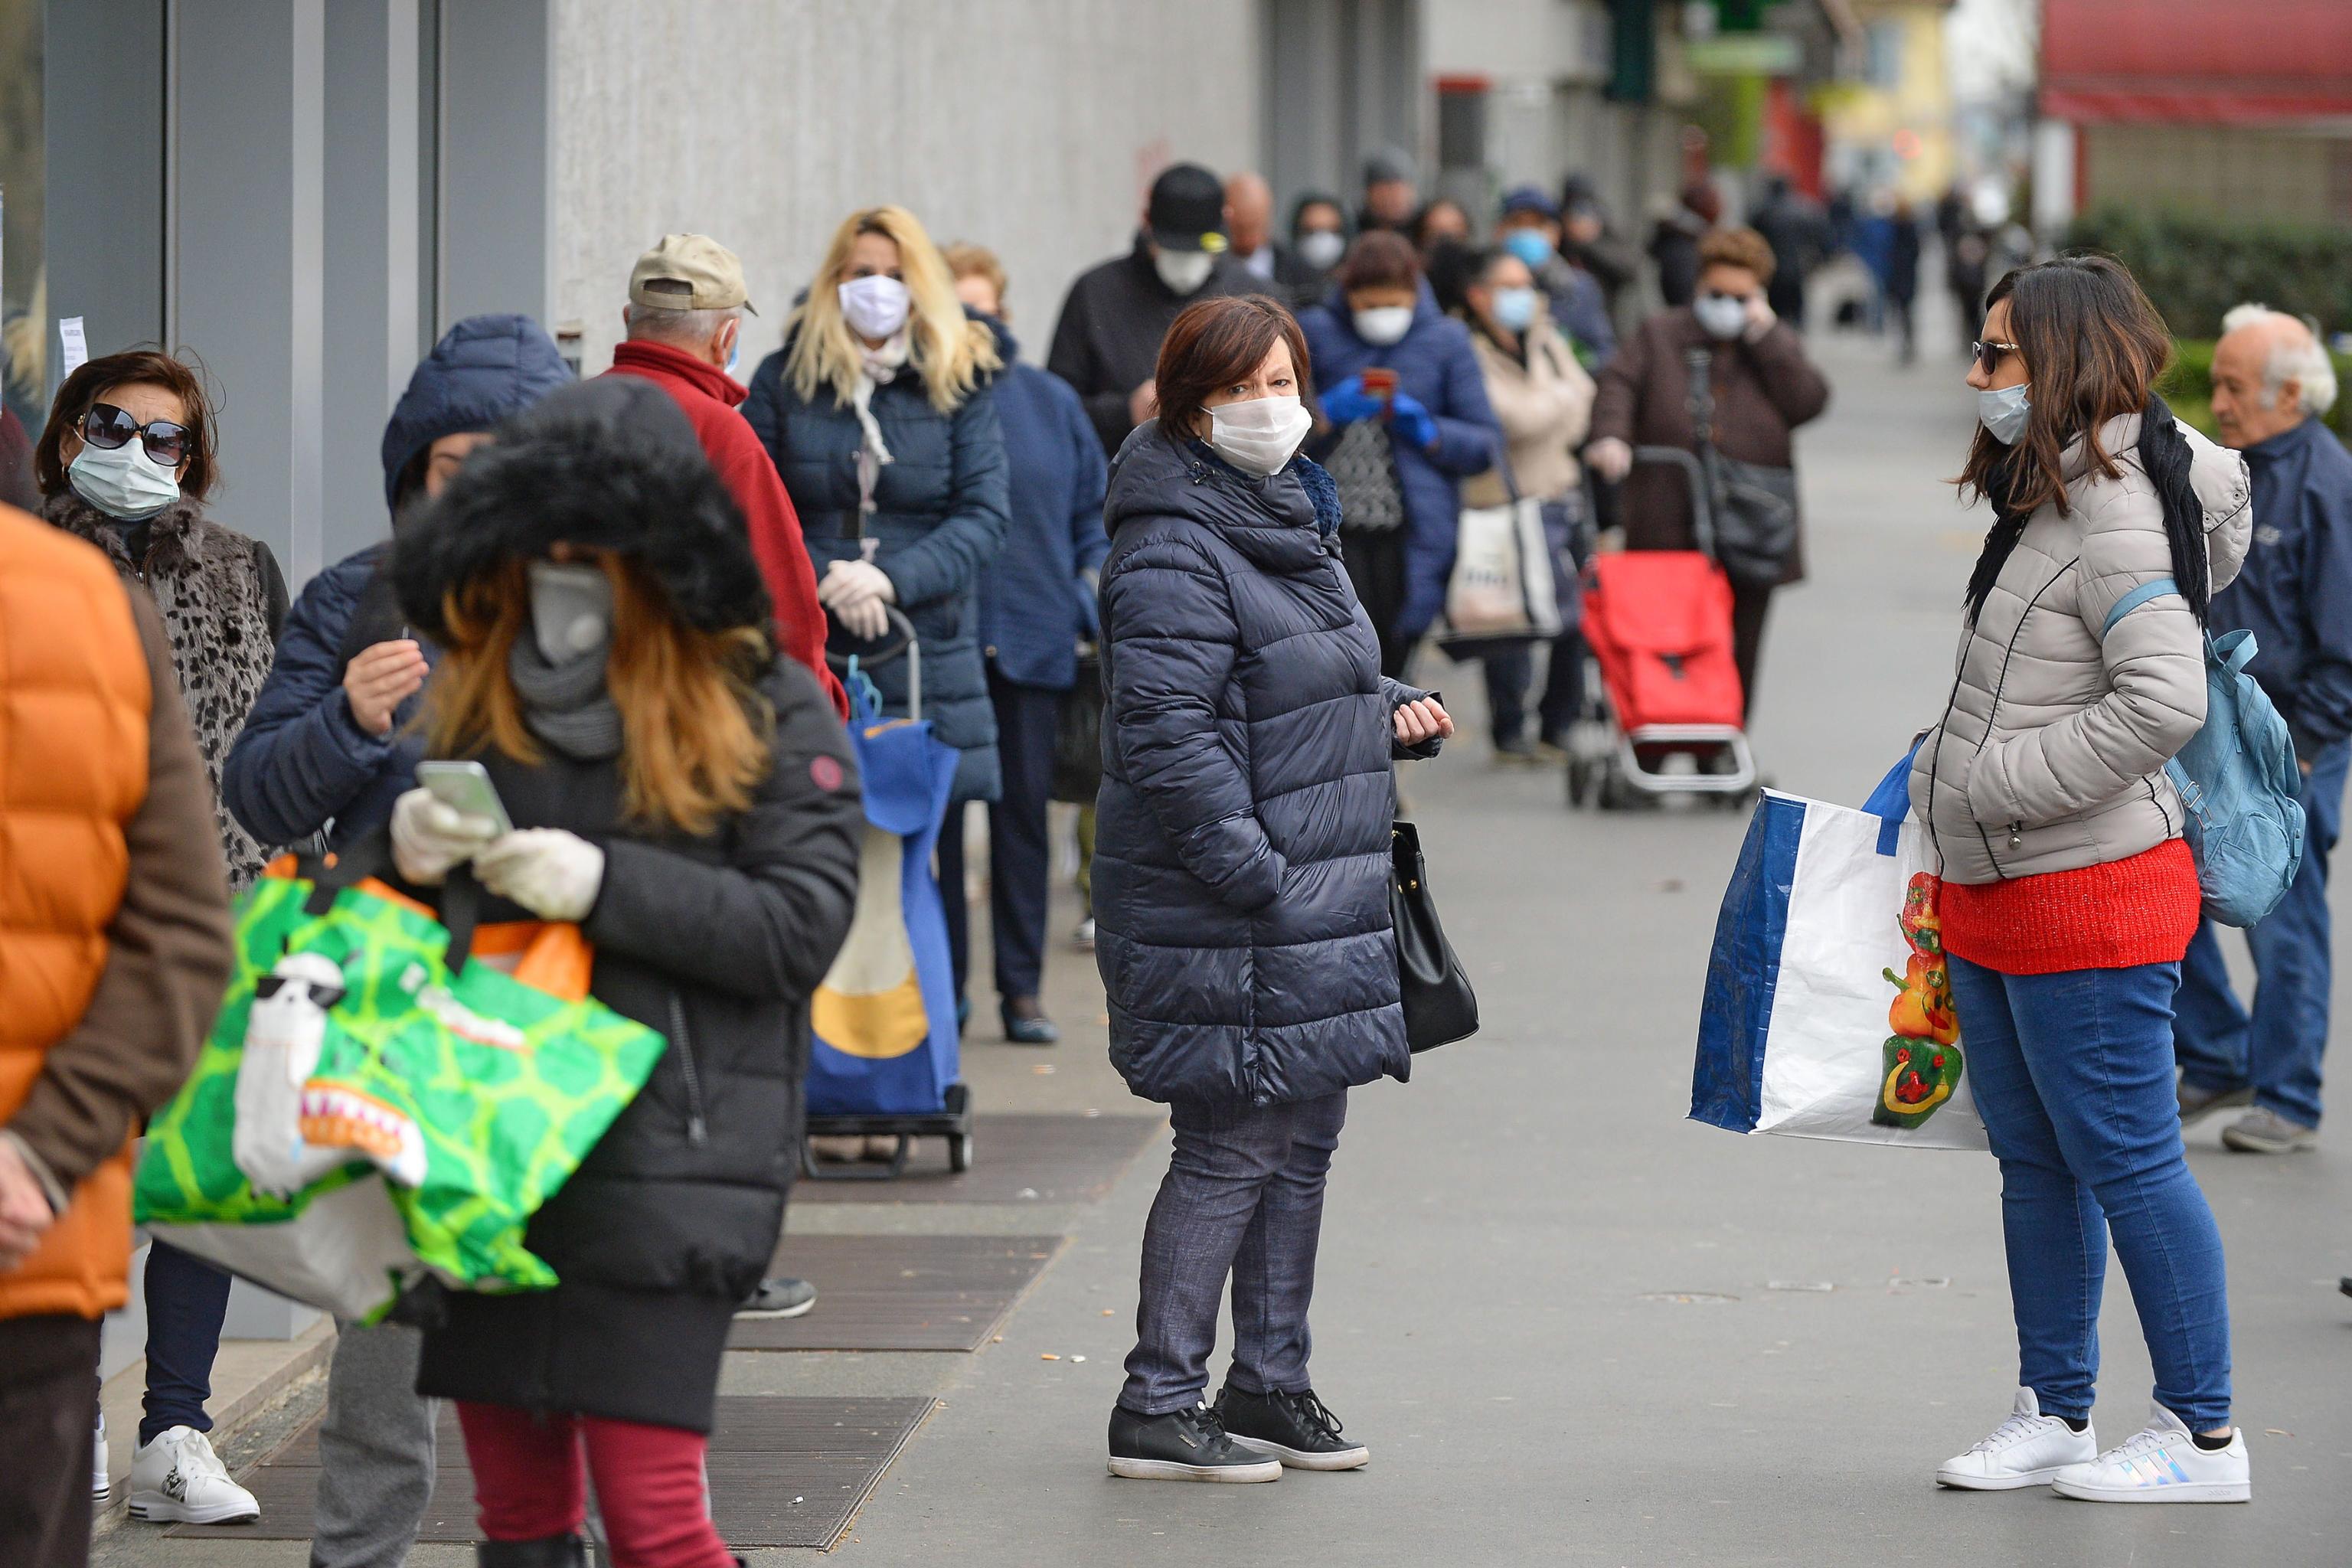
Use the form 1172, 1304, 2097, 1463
477, 1537, 588, 1568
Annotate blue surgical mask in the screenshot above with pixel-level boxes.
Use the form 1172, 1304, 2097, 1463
724, 325, 741, 378
1501, 229, 1553, 270
1491, 286, 1538, 332
1978, 382, 2031, 446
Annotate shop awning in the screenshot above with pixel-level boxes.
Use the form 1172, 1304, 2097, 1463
2042, 0, 2352, 124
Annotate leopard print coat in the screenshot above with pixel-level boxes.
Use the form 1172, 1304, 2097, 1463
45, 491, 284, 889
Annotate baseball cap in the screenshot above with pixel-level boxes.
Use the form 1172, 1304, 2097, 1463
629, 233, 757, 314
1499, 185, 1560, 221
1147, 164, 1229, 254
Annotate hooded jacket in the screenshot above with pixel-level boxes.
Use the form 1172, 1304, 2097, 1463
743, 316, 1011, 803
224, 314, 572, 851
1298, 283, 1501, 641
1047, 234, 1258, 457
978, 326, 1110, 691
1909, 413, 2254, 885
393, 378, 863, 1430
1093, 423, 1436, 1109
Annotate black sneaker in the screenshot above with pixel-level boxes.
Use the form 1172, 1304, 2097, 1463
735, 1277, 817, 1320
1106, 1403, 1282, 1483
1214, 1386, 1370, 1471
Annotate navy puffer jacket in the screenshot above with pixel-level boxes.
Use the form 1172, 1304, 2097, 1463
744, 315, 1011, 803
1094, 423, 1436, 1109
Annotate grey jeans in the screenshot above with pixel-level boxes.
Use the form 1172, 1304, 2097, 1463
310, 1321, 436, 1568
1120, 1091, 1348, 1416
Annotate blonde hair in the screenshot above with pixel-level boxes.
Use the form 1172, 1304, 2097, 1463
786, 206, 998, 414
426, 554, 775, 838
942, 243, 1009, 316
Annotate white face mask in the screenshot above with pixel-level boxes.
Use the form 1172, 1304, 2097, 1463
1352, 305, 1413, 346
838, 275, 911, 340
1692, 294, 1748, 341
1207, 395, 1312, 477
1978, 382, 2031, 446
1154, 248, 1217, 296
67, 438, 182, 521
528, 560, 614, 666
1297, 230, 1346, 271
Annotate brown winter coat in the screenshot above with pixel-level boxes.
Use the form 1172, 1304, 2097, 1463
1588, 307, 1831, 583
0, 506, 233, 1323
1462, 315, 1596, 510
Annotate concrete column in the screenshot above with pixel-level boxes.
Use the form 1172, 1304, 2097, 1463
41, 0, 169, 376
439, 0, 555, 330
172, 0, 325, 581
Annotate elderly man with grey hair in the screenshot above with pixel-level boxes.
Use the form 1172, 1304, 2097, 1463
2175, 304, 2352, 1154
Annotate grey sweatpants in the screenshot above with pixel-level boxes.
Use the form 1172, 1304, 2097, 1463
310, 1321, 436, 1568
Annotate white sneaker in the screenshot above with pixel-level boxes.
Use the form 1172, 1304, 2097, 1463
2050, 1403, 2251, 1503
126, 1425, 260, 1524
1072, 917, 1096, 951
1936, 1387, 2096, 1490
93, 1407, 109, 1500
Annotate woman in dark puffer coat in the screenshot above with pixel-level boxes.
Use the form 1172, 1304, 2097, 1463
386, 377, 862, 1566
1095, 296, 1452, 1485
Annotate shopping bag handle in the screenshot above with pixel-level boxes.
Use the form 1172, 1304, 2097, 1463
298, 836, 485, 975
1864, 743, 1922, 856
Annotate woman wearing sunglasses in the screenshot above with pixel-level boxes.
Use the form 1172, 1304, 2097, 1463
34, 348, 287, 1524
1911, 255, 2255, 1501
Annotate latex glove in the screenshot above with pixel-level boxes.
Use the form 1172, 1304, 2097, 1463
820, 558, 895, 641
390, 788, 500, 887
1743, 293, 1779, 343
475, 829, 606, 923
343, 640, 430, 737
1318, 375, 1381, 426
1585, 436, 1634, 483
1388, 391, 1439, 452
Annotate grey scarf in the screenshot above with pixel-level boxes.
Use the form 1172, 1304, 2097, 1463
508, 635, 622, 761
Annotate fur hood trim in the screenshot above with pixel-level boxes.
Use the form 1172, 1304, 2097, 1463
391, 377, 774, 642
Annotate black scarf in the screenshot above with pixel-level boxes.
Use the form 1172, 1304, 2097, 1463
1963, 394, 2210, 626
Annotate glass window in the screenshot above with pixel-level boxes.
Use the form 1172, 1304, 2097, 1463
1, 0, 44, 504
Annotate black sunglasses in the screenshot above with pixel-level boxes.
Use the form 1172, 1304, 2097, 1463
1971, 340, 2020, 377
254, 972, 347, 1009
80, 401, 191, 469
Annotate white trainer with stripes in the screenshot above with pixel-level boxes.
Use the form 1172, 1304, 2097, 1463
1936, 1386, 2096, 1490
2050, 1403, 2251, 1504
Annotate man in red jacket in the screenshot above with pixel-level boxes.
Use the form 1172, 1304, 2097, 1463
603, 234, 846, 718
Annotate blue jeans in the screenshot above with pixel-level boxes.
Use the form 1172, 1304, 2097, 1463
1947, 955, 2232, 1432
2175, 738, 2349, 1129
1121, 1092, 1348, 1416
139, 1240, 233, 1446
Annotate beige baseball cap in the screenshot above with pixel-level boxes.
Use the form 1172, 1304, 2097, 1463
628, 233, 757, 314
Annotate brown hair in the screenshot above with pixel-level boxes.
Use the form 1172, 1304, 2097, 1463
1336, 230, 1423, 295
1697, 227, 1776, 286
1955, 254, 2174, 522
426, 553, 775, 838
942, 243, 1008, 315
35, 348, 220, 501
1152, 295, 1312, 445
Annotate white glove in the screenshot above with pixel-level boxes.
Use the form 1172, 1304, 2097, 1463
390, 788, 500, 887
475, 828, 606, 923
819, 558, 895, 641
1585, 436, 1633, 483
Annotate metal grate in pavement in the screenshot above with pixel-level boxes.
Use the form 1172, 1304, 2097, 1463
732, 1232, 1063, 1351
172, 1395, 935, 1550
797, 1112, 1164, 1204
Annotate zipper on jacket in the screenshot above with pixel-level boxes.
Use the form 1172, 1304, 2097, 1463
666, 990, 710, 1145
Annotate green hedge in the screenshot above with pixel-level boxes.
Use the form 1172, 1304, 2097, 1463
2160, 338, 2352, 445
2063, 207, 2352, 340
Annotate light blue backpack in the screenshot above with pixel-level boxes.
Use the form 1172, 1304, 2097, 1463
2105, 576, 2306, 926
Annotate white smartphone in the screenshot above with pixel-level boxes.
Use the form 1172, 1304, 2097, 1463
414, 760, 514, 836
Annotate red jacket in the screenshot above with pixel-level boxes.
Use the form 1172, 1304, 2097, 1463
603, 341, 847, 719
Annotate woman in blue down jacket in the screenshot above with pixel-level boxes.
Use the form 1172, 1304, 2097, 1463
1298, 230, 1499, 676
1095, 295, 1452, 1485
745, 205, 1010, 809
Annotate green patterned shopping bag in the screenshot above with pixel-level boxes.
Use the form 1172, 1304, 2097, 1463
136, 859, 665, 1321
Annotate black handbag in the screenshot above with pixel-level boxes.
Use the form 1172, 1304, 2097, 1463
1050, 647, 1104, 805
1684, 347, 1799, 587
1392, 821, 1478, 1053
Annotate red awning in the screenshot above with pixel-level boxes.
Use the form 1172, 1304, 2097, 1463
2041, 0, 2352, 124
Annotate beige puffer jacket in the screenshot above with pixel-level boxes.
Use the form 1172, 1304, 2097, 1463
1909, 412, 2252, 885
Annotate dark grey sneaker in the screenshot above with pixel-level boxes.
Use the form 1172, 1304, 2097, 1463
1214, 1386, 1370, 1471
2220, 1107, 2318, 1153
2177, 1081, 2252, 1125
1107, 1403, 1282, 1483
735, 1277, 818, 1319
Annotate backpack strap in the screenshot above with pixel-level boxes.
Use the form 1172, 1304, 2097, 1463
2100, 575, 2177, 638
